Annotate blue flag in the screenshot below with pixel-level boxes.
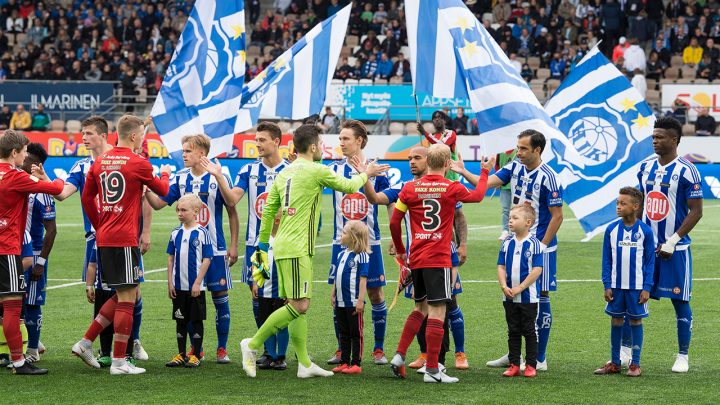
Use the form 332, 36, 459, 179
545, 46, 655, 239
405, 0, 581, 159
236, 4, 351, 131
151, 0, 246, 162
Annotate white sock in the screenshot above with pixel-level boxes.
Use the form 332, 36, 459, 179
26, 348, 39, 355
112, 358, 126, 368
81, 338, 93, 349
13, 359, 26, 368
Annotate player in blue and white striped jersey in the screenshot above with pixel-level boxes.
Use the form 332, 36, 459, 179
147, 134, 239, 364
166, 194, 213, 368
201, 122, 288, 366
20, 143, 57, 363
454, 130, 563, 370
595, 187, 654, 377
497, 205, 544, 378
325, 120, 391, 366
637, 117, 703, 373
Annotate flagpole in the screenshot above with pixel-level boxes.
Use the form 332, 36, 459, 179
413, 93, 420, 123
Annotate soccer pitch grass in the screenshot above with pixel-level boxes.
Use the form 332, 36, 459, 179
2, 196, 719, 404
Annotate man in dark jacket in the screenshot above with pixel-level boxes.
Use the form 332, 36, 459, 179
601, 0, 623, 56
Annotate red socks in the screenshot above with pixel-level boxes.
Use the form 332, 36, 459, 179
425, 318, 445, 370
84, 294, 118, 342
112, 302, 134, 359
396, 310, 425, 356
1, 299, 24, 362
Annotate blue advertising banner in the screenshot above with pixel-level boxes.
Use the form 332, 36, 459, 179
44, 157, 720, 199
0, 81, 115, 119
337, 85, 472, 121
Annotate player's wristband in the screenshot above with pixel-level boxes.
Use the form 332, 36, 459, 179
666, 233, 681, 247
258, 242, 270, 253
35, 257, 47, 266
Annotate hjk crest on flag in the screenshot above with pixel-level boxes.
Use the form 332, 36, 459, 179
405, 0, 580, 160
151, 0, 246, 162
235, 4, 351, 132
545, 46, 655, 239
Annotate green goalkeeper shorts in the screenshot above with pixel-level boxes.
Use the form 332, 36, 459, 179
275, 256, 313, 299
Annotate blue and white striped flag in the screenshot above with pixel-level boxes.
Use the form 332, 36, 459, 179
235, 4, 351, 131
151, 0, 246, 162
405, 0, 580, 159
545, 46, 655, 239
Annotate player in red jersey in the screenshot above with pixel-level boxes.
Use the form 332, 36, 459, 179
388, 144, 493, 383
0, 129, 64, 375
71, 115, 171, 375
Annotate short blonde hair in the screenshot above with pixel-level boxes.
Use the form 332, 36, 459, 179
342, 220, 371, 254
181, 134, 211, 156
177, 194, 203, 211
116, 114, 144, 140
426, 143, 451, 170
510, 204, 536, 224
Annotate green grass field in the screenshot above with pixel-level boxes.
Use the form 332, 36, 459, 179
2, 195, 719, 404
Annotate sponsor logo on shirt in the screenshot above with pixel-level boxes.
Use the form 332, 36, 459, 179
645, 190, 669, 221
618, 241, 639, 247
287, 207, 296, 216
254, 191, 268, 219
196, 203, 210, 227
341, 193, 369, 221
673, 286, 681, 295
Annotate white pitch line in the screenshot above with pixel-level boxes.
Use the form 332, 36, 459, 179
46, 268, 167, 290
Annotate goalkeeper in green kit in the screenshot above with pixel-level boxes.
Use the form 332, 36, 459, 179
240, 124, 390, 378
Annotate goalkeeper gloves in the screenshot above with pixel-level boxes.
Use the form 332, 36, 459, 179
251, 242, 270, 287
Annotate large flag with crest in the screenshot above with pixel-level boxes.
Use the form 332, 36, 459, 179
235, 4, 351, 132
405, 0, 581, 161
545, 46, 655, 239
151, 0, 246, 162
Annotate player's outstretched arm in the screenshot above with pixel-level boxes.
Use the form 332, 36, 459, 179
142, 163, 171, 197
456, 157, 494, 203
14, 166, 64, 195
145, 191, 168, 210
81, 167, 100, 230
201, 157, 246, 207
451, 153, 504, 189
363, 178, 390, 205
54, 182, 78, 201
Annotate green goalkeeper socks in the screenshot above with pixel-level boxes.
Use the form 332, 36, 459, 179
250, 304, 300, 351
289, 314, 311, 368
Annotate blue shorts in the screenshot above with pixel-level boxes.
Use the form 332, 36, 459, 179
605, 289, 649, 319
21, 242, 33, 259
206, 255, 232, 292
24, 255, 47, 306
540, 250, 557, 292
329, 244, 386, 288
650, 247, 692, 302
